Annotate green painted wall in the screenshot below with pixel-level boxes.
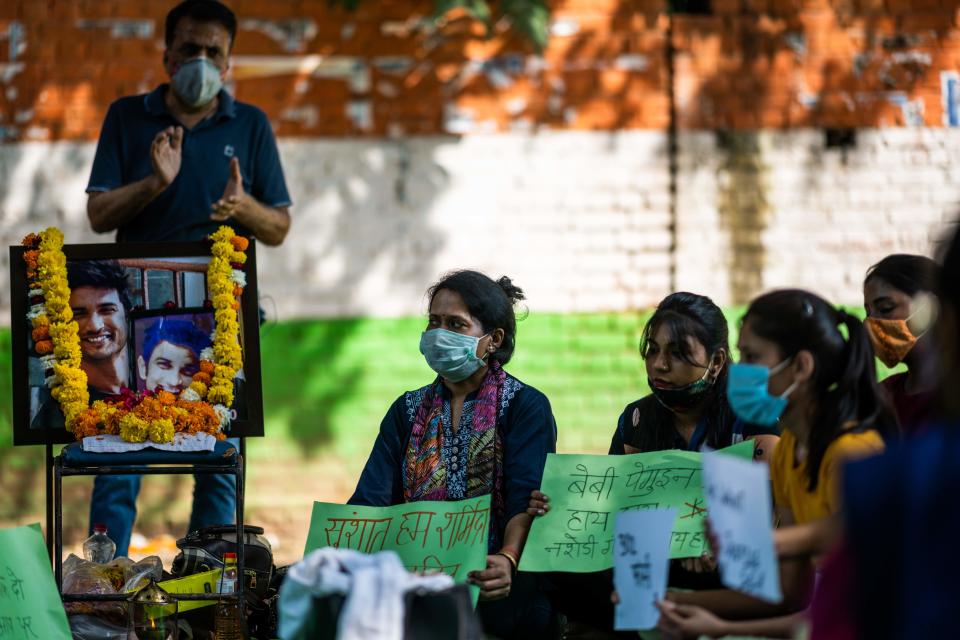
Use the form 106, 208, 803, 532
256, 312, 654, 464
0, 307, 900, 522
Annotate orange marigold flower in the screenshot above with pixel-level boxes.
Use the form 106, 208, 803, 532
231, 300, 240, 311
191, 372, 212, 385
156, 390, 176, 405
35, 339, 54, 355
200, 361, 216, 375
32, 325, 50, 341
230, 236, 249, 251
24, 250, 40, 274
233, 285, 243, 297
22, 233, 41, 248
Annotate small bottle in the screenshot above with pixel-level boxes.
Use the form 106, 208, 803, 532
218, 552, 238, 594
214, 552, 244, 640
81, 524, 116, 563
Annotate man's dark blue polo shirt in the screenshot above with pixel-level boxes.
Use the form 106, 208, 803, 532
87, 84, 292, 243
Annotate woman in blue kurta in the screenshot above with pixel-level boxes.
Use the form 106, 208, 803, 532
349, 270, 558, 638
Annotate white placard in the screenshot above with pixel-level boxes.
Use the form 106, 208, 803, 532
702, 453, 782, 603
612, 508, 675, 631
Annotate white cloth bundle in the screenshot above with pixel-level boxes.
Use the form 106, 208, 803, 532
279, 547, 454, 640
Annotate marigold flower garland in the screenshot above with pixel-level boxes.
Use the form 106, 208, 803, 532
23, 230, 89, 427
22, 226, 247, 444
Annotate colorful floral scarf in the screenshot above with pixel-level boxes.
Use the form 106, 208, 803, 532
403, 363, 506, 523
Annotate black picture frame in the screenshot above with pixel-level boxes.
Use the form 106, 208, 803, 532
9, 241, 264, 445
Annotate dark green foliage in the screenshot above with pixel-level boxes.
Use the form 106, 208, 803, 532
328, 0, 551, 51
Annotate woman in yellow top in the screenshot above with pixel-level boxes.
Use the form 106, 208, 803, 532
731, 290, 895, 527
658, 289, 897, 638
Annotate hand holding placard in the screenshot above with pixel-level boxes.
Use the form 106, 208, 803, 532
304, 496, 491, 603
701, 453, 782, 603
521, 440, 755, 572
612, 509, 675, 631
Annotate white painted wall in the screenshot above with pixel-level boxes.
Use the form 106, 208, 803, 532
1, 128, 956, 324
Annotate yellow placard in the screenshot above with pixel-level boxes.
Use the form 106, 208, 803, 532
158, 568, 222, 612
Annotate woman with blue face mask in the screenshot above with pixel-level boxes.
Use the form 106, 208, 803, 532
349, 270, 558, 638
659, 290, 898, 637
729, 290, 896, 529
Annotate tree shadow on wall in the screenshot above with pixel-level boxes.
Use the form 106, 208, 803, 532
255, 137, 448, 457
673, 0, 960, 303
0, 139, 103, 525
239, 1, 663, 455
259, 319, 365, 455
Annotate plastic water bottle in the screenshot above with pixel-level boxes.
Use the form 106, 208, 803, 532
217, 552, 238, 593
81, 524, 116, 563
214, 552, 244, 639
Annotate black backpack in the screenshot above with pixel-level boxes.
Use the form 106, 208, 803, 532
305, 585, 482, 640
171, 524, 274, 601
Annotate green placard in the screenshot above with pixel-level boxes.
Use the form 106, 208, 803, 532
305, 496, 491, 601
0, 523, 72, 639
520, 440, 754, 572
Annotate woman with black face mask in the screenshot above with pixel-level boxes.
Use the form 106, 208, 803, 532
612, 292, 779, 458
527, 292, 780, 634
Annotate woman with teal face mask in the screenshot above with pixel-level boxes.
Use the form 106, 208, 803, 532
350, 270, 559, 638
658, 290, 898, 639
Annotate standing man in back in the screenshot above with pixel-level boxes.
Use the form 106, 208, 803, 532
87, 0, 291, 245
85, 0, 292, 557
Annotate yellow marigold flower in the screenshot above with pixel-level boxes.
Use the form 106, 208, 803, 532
211, 241, 233, 259
189, 380, 208, 397
213, 293, 235, 310
207, 384, 234, 406
149, 418, 175, 444
119, 414, 149, 443
91, 400, 108, 412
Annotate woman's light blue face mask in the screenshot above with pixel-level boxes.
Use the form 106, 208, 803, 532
726, 358, 798, 427
419, 328, 490, 382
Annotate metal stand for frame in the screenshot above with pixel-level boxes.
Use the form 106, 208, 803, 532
49, 438, 246, 613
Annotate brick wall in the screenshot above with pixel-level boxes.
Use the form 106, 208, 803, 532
4, 0, 958, 139
0, 0, 958, 321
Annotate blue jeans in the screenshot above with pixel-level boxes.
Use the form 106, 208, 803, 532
88, 438, 240, 558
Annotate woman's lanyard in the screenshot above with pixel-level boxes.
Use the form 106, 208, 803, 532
689, 418, 709, 452
689, 417, 746, 451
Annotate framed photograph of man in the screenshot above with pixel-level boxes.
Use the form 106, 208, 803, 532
9, 241, 264, 445
132, 310, 215, 394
